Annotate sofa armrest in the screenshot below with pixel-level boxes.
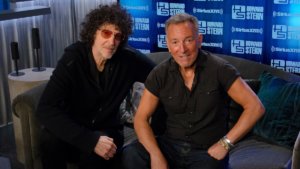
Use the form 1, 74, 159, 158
292, 131, 300, 169
12, 82, 47, 118
11, 82, 47, 169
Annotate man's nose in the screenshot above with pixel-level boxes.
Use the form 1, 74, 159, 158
108, 35, 117, 45
179, 42, 187, 52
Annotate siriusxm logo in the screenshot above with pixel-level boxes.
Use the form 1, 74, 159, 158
157, 22, 165, 29
202, 42, 223, 48
232, 5, 264, 20
273, 0, 300, 4
198, 21, 223, 35
232, 27, 263, 34
231, 40, 262, 55
123, 5, 149, 11
274, 0, 289, 4
157, 34, 167, 48
272, 25, 300, 40
129, 37, 150, 43
273, 11, 300, 17
133, 18, 150, 31
193, 8, 223, 15
156, 2, 185, 16
271, 46, 300, 54
194, 0, 223, 1
137, 49, 151, 54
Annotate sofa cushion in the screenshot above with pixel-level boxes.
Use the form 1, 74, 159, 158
119, 82, 145, 124
254, 72, 300, 148
229, 138, 292, 169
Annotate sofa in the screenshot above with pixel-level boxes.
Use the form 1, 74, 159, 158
12, 51, 300, 169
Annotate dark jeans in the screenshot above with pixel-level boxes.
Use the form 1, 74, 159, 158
122, 136, 228, 169
40, 128, 122, 169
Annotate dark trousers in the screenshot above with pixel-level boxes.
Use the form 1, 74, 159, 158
40, 129, 122, 169
122, 136, 228, 169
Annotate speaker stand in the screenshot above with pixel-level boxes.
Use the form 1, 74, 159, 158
9, 71, 25, 76
32, 67, 46, 72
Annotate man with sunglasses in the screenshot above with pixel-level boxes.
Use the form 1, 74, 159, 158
36, 3, 154, 169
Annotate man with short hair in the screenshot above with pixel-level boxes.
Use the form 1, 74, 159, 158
123, 13, 265, 169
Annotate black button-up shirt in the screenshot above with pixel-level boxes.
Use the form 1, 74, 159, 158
145, 50, 240, 148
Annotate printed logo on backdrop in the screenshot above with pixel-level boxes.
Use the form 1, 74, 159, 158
232, 5, 264, 20
129, 37, 151, 43
199, 21, 223, 35
271, 46, 300, 54
272, 25, 300, 40
271, 59, 300, 73
271, 59, 286, 70
274, 0, 289, 4
156, 2, 185, 16
122, 5, 149, 11
272, 25, 287, 39
232, 27, 263, 34
273, 11, 300, 17
137, 49, 151, 54
193, 8, 223, 15
133, 18, 150, 31
231, 40, 262, 55
273, 0, 300, 18
202, 42, 223, 48
157, 22, 165, 29
274, 0, 300, 4
194, 0, 223, 1
157, 34, 167, 48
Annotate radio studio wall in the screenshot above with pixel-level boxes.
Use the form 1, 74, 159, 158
120, 0, 300, 74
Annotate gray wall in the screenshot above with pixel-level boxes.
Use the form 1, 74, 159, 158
0, 0, 116, 126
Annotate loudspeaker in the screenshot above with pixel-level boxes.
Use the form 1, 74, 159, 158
9, 41, 25, 76
32, 28, 40, 49
10, 42, 19, 60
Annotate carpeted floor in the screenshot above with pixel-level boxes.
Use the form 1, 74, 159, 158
0, 124, 24, 169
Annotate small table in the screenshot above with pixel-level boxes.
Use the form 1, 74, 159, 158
8, 67, 54, 165
8, 68, 54, 100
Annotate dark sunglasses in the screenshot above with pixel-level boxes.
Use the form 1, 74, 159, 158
100, 29, 124, 41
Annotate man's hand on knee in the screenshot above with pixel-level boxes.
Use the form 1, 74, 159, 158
94, 136, 117, 160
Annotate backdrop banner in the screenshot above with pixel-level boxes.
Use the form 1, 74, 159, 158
0, 0, 10, 11
120, 0, 300, 74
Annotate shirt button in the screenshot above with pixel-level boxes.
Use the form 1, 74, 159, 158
189, 124, 193, 128
189, 111, 193, 114
98, 107, 102, 111
92, 119, 95, 124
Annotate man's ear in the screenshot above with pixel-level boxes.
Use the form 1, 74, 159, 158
197, 34, 203, 48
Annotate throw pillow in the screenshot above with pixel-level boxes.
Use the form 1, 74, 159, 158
119, 82, 145, 124
254, 72, 300, 148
